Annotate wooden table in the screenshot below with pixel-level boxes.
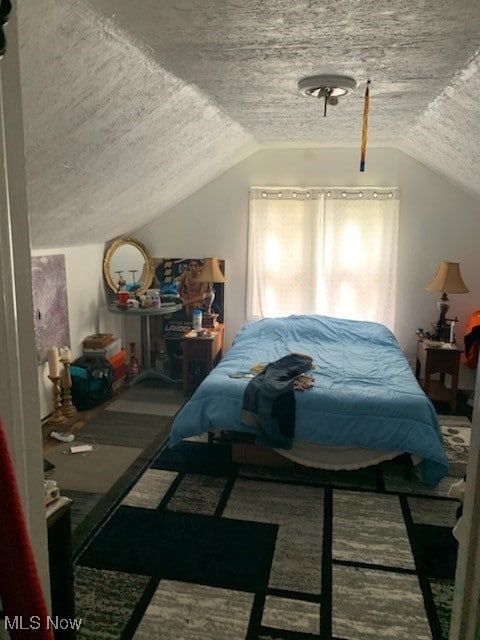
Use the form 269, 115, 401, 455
181, 324, 224, 394
415, 340, 462, 412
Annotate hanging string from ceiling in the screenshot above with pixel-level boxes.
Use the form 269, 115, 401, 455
360, 79, 371, 172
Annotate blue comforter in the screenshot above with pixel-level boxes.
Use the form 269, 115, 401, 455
170, 315, 449, 486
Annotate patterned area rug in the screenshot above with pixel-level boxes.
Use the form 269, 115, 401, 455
438, 415, 470, 477
73, 413, 469, 640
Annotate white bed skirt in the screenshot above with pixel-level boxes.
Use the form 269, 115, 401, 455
191, 431, 423, 471
273, 441, 421, 470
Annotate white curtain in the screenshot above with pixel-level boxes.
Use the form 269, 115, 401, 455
248, 187, 399, 330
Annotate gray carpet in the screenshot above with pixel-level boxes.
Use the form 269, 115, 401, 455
105, 383, 185, 418
77, 410, 174, 449
46, 443, 144, 493
46, 381, 183, 550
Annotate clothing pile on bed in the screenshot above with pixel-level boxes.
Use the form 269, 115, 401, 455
241, 353, 315, 448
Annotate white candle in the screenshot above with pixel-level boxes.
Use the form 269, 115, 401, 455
47, 347, 60, 377
59, 346, 72, 361
449, 321, 455, 344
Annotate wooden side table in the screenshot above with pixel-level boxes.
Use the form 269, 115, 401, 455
47, 497, 75, 638
181, 324, 224, 394
415, 340, 462, 412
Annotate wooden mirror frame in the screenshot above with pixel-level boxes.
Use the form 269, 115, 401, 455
103, 236, 154, 296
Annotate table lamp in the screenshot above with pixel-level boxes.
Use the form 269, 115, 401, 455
198, 257, 226, 327
425, 261, 469, 339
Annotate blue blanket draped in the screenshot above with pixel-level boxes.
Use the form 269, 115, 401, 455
170, 315, 449, 486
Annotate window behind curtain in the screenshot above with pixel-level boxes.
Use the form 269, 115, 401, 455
247, 187, 399, 330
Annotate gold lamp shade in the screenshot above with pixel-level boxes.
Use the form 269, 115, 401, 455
198, 257, 226, 283
425, 261, 469, 294
425, 261, 469, 338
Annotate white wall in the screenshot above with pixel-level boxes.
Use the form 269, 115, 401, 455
32, 244, 121, 418
396, 152, 480, 389
0, 4, 50, 604
135, 146, 480, 389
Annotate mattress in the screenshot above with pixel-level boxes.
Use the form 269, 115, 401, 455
170, 315, 449, 486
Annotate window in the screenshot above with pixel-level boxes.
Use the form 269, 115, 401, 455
247, 187, 399, 330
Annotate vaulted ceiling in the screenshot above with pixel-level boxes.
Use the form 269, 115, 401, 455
17, 0, 480, 249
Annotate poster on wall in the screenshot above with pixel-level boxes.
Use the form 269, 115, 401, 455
31, 255, 70, 365
150, 258, 225, 373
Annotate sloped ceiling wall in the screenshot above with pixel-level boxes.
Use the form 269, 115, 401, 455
17, 1, 480, 249
87, 0, 480, 150
17, 0, 256, 249
403, 49, 480, 200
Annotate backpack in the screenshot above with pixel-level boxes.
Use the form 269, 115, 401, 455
70, 355, 114, 411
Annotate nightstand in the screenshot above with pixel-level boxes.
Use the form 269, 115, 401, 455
415, 341, 462, 412
181, 324, 224, 394
47, 497, 75, 637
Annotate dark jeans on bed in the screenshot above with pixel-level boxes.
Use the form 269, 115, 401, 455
240, 353, 313, 448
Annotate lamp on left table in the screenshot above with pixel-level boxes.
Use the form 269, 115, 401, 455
198, 257, 226, 327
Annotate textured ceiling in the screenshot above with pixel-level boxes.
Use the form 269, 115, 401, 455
17, 0, 480, 248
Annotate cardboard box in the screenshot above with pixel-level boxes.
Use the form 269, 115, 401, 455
83, 333, 113, 348
109, 348, 127, 369
83, 337, 122, 359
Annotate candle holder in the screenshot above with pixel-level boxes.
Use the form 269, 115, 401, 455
46, 375, 68, 425
60, 358, 77, 417
127, 341, 140, 381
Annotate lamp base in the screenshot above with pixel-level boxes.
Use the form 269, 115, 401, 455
202, 313, 218, 328
437, 294, 450, 318
432, 325, 450, 342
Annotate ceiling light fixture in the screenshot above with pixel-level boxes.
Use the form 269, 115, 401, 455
297, 74, 357, 117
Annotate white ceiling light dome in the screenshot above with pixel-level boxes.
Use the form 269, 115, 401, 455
298, 74, 357, 116
297, 74, 357, 98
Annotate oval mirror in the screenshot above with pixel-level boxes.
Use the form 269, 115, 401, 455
103, 236, 154, 296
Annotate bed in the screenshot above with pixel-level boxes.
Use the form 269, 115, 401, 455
169, 315, 449, 486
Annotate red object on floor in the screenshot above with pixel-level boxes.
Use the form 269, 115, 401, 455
109, 347, 126, 370
0, 418, 54, 639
